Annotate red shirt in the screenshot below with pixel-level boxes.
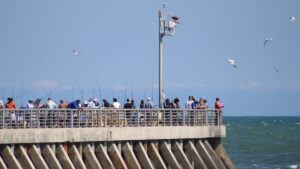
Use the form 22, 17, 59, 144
5, 102, 17, 109
215, 101, 224, 110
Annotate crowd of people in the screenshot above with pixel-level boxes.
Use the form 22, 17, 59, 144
0, 96, 224, 111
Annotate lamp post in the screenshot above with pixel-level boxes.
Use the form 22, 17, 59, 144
158, 9, 180, 108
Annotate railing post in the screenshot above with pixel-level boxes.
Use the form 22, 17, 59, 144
2, 109, 4, 129
71, 110, 73, 128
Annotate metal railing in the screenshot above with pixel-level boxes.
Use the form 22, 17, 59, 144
0, 109, 222, 129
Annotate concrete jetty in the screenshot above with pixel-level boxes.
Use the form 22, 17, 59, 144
0, 108, 235, 169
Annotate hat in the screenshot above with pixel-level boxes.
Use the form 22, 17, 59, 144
84, 101, 88, 104
147, 97, 151, 101
94, 98, 98, 101
0, 100, 3, 106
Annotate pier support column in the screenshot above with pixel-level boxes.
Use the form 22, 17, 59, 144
147, 143, 167, 169
195, 140, 218, 169
83, 144, 102, 169
42, 145, 62, 169
159, 141, 181, 169
108, 143, 128, 169
203, 140, 226, 169
122, 142, 141, 169
171, 142, 193, 169
0, 156, 8, 169
1, 146, 22, 169
214, 143, 236, 169
184, 141, 208, 169
134, 142, 154, 169
27, 145, 49, 169
95, 144, 115, 169
15, 145, 36, 169
69, 145, 87, 169
56, 144, 75, 169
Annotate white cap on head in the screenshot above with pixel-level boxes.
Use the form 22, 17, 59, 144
94, 98, 98, 101
0, 100, 3, 106
147, 97, 151, 101
84, 100, 88, 104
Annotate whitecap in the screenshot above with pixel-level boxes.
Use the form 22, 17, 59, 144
295, 123, 300, 125
252, 163, 257, 167
287, 164, 298, 169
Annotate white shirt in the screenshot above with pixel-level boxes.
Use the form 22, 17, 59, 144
112, 102, 121, 109
45, 100, 57, 109
88, 101, 95, 108
185, 100, 194, 109
27, 103, 34, 109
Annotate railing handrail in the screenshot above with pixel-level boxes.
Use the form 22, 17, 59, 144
0, 109, 222, 129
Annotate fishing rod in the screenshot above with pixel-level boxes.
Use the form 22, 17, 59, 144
75, 81, 84, 101
14, 87, 36, 100
96, 80, 103, 102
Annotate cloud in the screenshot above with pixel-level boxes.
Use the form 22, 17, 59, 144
237, 82, 260, 90
166, 83, 187, 88
193, 83, 206, 88
33, 80, 71, 90
112, 84, 126, 91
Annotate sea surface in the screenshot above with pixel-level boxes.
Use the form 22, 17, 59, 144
222, 116, 300, 169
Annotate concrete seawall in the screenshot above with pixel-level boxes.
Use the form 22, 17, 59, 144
0, 126, 225, 144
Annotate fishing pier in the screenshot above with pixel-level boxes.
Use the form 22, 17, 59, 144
0, 108, 234, 169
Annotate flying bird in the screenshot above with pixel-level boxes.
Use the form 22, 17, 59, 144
227, 58, 237, 68
264, 38, 273, 46
273, 67, 280, 73
73, 49, 80, 56
289, 16, 296, 24
163, 2, 169, 8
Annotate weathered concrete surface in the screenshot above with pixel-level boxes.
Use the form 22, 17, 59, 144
69, 145, 87, 169
107, 143, 128, 169
195, 140, 218, 169
171, 142, 193, 169
95, 144, 115, 169
42, 145, 63, 169
83, 144, 102, 169
56, 145, 75, 169
0, 146, 22, 169
15, 145, 36, 169
147, 142, 167, 169
134, 142, 154, 169
27, 145, 49, 169
0, 156, 7, 169
159, 141, 181, 169
203, 140, 227, 169
121, 142, 141, 169
184, 141, 208, 169
0, 126, 225, 144
215, 143, 236, 169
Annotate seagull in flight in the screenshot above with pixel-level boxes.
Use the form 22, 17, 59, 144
163, 2, 169, 8
273, 67, 280, 73
73, 49, 80, 56
290, 16, 296, 24
264, 38, 273, 46
227, 58, 237, 68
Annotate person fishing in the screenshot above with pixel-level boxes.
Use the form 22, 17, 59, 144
214, 97, 224, 125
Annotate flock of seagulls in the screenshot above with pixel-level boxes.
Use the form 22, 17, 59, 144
227, 16, 296, 73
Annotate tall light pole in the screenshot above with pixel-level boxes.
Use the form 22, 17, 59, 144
158, 10, 163, 108
158, 9, 180, 108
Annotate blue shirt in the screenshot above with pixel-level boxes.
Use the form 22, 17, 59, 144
191, 102, 198, 109
67, 101, 80, 109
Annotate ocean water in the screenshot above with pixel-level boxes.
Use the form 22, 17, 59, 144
222, 117, 300, 169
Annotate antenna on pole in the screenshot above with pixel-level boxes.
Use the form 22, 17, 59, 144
158, 4, 180, 108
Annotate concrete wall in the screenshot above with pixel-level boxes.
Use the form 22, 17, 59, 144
0, 126, 225, 144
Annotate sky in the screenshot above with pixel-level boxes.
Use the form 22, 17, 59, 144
0, 0, 299, 116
